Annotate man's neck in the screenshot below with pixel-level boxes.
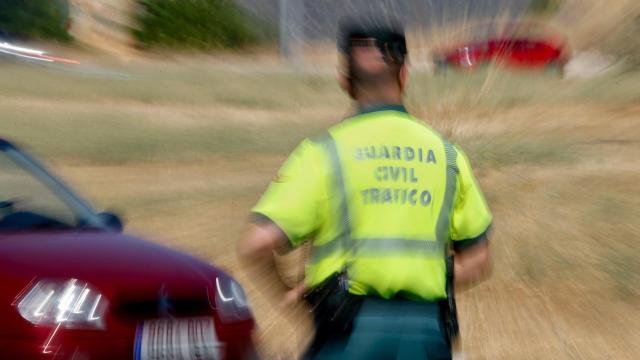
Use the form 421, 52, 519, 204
355, 88, 403, 109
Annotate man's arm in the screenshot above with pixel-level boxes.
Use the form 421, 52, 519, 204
238, 221, 308, 307
453, 237, 491, 287
449, 147, 493, 288
238, 139, 325, 306
238, 222, 290, 260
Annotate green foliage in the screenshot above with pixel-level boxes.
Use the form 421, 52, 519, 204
527, 0, 563, 16
133, 0, 266, 49
0, 0, 70, 41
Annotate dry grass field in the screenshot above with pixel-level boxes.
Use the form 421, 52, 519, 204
1, 40, 639, 359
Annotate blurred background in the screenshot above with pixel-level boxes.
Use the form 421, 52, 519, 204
1, 0, 639, 358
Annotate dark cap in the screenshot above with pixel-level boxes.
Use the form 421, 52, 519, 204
338, 17, 408, 65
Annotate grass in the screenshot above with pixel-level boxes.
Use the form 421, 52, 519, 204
0, 62, 341, 164
1, 56, 639, 358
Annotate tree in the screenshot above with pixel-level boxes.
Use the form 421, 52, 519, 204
0, 0, 70, 41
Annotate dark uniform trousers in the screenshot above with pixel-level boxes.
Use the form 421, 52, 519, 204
305, 297, 452, 360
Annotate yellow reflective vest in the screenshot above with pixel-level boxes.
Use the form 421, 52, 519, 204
253, 105, 492, 301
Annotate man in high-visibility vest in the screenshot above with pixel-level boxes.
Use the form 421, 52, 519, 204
239, 18, 492, 360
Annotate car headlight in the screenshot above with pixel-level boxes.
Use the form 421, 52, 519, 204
214, 276, 252, 324
17, 279, 107, 330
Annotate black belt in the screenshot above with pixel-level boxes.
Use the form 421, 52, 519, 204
305, 272, 458, 347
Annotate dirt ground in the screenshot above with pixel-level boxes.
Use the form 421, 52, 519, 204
1, 50, 639, 358
60, 104, 640, 359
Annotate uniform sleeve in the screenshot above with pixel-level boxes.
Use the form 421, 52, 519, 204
251, 139, 326, 248
450, 147, 492, 247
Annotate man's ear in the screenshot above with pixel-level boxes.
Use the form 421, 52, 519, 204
399, 64, 409, 93
336, 69, 354, 99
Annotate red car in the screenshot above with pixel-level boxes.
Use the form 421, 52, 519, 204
435, 37, 567, 70
0, 138, 256, 359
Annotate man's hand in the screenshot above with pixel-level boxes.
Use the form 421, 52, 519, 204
280, 282, 307, 308
453, 241, 491, 287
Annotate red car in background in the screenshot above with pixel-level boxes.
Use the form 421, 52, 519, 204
435, 37, 567, 70
433, 21, 569, 71
0, 138, 256, 359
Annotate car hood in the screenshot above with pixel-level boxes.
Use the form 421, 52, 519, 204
0, 231, 225, 309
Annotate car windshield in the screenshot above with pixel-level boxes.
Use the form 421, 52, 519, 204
0, 145, 103, 231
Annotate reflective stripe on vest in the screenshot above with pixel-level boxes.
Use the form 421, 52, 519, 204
311, 133, 353, 265
436, 140, 458, 247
